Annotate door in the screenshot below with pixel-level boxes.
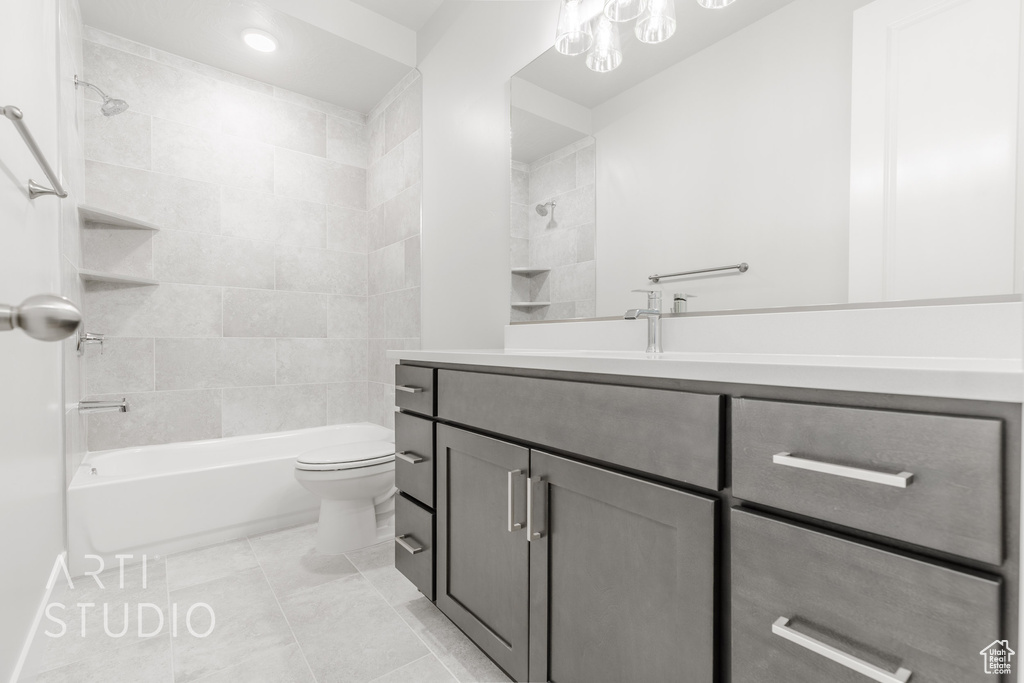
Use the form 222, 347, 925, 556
528, 450, 718, 683
0, 0, 70, 678
848, 0, 1022, 300
436, 425, 531, 681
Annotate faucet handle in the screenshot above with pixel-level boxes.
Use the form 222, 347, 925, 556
631, 288, 662, 310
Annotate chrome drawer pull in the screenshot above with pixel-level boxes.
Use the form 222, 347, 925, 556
772, 617, 911, 683
396, 451, 424, 464
772, 452, 914, 488
395, 535, 424, 555
396, 385, 424, 394
507, 469, 523, 532
527, 476, 546, 541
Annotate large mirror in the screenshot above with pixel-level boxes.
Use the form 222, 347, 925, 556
509, 0, 1023, 322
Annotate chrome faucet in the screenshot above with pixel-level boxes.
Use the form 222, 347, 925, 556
624, 289, 663, 353
79, 398, 129, 414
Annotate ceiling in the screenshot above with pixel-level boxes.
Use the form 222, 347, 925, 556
511, 107, 590, 165
516, 0, 800, 109
348, 0, 445, 31
79, 0, 444, 113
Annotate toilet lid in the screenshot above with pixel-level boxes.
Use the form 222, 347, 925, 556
296, 440, 395, 471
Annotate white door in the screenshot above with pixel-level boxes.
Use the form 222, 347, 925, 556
0, 0, 68, 679
848, 0, 1021, 301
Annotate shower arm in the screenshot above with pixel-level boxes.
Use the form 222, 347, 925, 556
74, 76, 110, 100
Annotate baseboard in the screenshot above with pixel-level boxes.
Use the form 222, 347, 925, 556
8, 551, 65, 683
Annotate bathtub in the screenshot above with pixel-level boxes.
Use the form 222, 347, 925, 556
67, 423, 395, 576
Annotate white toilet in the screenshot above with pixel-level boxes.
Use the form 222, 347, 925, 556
294, 440, 397, 555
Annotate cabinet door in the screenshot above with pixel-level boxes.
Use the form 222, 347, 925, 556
436, 425, 530, 681
528, 451, 718, 683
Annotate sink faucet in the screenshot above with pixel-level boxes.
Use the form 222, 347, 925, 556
624, 289, 663, 353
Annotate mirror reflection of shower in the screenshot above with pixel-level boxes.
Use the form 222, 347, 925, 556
536, 200, 557, 228
74, 75, 129, 116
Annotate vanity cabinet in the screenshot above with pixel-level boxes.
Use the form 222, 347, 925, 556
394, 362, 1020, 683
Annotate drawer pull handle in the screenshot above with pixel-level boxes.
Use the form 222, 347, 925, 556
527, 476, 546, 541
772, 452, 914, 488
396, 385, 424, 394
396, 534, 424, 555
507, 469, 523, 532
396, 451, 424, 464
772, 617, 911, 683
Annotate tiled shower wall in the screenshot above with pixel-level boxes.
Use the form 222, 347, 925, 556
510, 137, 596, 322
367, 73, 422, 430
79, 28, 420, 450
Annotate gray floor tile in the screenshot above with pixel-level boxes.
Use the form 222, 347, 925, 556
38, 560, 170, 671
170, 566, 296, 683
189, 642, 314, 683
370, 654, 457, 683
167, 539, 260, 592
249, 524, 360, 597
394, 598, 511, 683
280, 573, 429, 683
36, 635, 172, 683
345, 541, 422, 607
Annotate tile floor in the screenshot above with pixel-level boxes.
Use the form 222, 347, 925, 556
36, 524, 511, 683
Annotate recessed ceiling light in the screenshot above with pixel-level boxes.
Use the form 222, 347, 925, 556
242, 28, 277, 53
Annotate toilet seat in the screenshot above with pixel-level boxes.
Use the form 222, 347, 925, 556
296, 440, 395, 472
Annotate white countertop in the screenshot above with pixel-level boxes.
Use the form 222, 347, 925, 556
387, 349, 1022, 403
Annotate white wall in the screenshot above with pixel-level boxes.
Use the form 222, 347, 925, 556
0, 0, 68, 679
419, 1, 559, 349
593, 0, 862, 317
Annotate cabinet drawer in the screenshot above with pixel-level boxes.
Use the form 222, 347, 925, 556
395, 494, 434, 601
732, 509, 1001, 683
395, 365, 436, 416
438, 370, 722, 490
732, 398, 1003, 564
395, 411, 435, 508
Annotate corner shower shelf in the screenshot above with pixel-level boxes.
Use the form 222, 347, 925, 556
511, 268, 550, 277
511, 301, 551, 308
79, 269, 159, 286
79, 204, 162, 231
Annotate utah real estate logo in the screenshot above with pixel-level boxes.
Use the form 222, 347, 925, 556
980, 640, 1015, 675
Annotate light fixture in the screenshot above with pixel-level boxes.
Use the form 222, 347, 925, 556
696, 0, 736, 8
555, 0, 594, 56
586, 15, 623, 73
636, 0, 676, 43
242, 28, 277, 53
604, 0, 646, 22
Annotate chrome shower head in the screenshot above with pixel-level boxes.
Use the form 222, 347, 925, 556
535, 201, 556, 216
100, 97, 129, 117
75, 76, 130, 117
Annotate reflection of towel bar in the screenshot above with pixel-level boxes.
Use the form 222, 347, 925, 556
1, 106, 68, 199
649, 262, 748, 283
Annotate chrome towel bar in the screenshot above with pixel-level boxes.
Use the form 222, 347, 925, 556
649, 262, 748, 283
1, 106, 68, 199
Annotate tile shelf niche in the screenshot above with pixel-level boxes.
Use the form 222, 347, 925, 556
511, 268, 550, 276
78, 268, 159, 286
510, 268, 551, 311
511, 301, 551, 308
77, 204, 161, 287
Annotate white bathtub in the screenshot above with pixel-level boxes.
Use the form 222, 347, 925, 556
67, 423, 395, 576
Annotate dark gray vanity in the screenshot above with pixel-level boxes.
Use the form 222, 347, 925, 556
392, 360, 1020, 683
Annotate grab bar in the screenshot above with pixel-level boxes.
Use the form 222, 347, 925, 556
1, 106, 68, 199
649, 262, 748, 283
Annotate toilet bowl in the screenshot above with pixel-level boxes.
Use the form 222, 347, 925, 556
294, 440, 396, 555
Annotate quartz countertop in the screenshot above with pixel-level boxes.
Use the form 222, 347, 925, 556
386, 349, 1022, 403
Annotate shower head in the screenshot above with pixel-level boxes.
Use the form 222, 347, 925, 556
75, 76, 130, 117
535, 201, 556, 216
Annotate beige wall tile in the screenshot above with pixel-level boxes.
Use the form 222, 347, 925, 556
277, 339, 367, 385
328, 206, 368, 254
155, 338, 276, 390
153, 231, 276, 289
529, 153, 576, 205
152, 118, 274, 192
84, 108, 151, 170
220, 187, 327, 249
88, 389, 222, 450
85, 337, 154, 395
85, 161, 220, 233
384, 76, 421, 154
383, 183, 421, 246
85, 282, 222, 337
327, 116, 368, 168
327, 295, 369, 340
275, 247, 367, 295
384, 288, 420, 339
223, 289, 329, 338
222, 384, 328, 437
275, 149, 366, 209
219, 84, 327, 158
327, 382, 368, 424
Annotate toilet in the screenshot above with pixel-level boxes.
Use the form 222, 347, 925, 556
294, 440, 397, 555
